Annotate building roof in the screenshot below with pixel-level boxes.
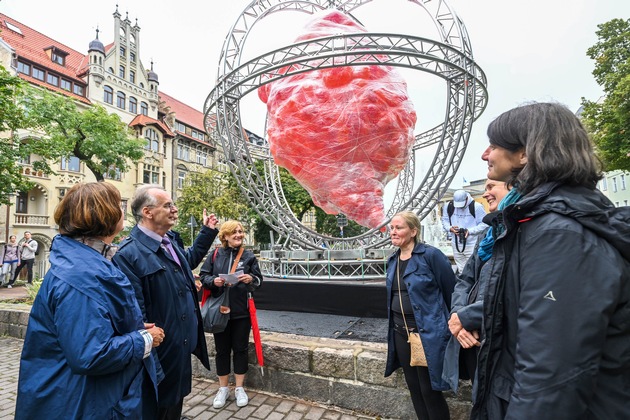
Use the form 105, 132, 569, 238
158, 90, 205, 131
0, 14, 87, 84
129, 114, 175, 137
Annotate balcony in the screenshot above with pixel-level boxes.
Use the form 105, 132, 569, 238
14, 213, 49, 226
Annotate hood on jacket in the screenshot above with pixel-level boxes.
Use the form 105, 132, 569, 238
508, 182, 630, 262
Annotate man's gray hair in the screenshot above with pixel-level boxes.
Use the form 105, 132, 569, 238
130, 184, 165, 223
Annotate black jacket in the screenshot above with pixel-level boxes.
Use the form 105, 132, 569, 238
472, 183, 630, 419
113, 225, 218, 407
199, 246, 262, 319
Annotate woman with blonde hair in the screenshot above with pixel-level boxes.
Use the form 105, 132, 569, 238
200, 220, 263, 409
384, 211, 456, 419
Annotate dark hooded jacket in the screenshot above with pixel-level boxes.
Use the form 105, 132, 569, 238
113, 225, 218, 408
472, 183, 630, 419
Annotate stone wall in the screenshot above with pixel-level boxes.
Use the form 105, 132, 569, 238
1, 304, 472, 419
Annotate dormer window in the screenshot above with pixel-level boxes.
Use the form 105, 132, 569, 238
45, 46, 68, 67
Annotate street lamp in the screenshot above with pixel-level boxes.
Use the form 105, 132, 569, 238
187, 215, 198, 247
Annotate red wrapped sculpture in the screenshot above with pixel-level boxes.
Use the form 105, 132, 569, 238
258, 11, 417, 229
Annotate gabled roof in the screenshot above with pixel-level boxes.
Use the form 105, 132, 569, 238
0, 14, 87, 83
159, 90, 205, 132
129, 114, 175, 137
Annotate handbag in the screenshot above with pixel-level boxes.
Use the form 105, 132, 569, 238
200, 247, 244, 334
200, 287, 230, 333
397, 256, 428, 367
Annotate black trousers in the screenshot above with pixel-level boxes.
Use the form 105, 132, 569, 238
157, 398, 183, 420
214, 316, 251, 376
10, 258, 34, 284
394, 329, 450, 420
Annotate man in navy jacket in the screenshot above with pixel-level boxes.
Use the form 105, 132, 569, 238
114, 184, 218, 420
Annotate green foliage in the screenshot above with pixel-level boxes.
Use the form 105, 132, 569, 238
581, 18, 630, 171
0, 65, 37, 204
315, 207, 367, 238
21, 87, 145, 181
25, 279, 43, 304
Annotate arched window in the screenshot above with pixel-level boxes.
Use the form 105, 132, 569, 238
103, 85, 113, 104
145, 128, 159, 152
116, 91, 126, 109
140, 101, 148, 116
129, 96, 137, 114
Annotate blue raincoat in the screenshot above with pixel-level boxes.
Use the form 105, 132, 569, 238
16, 235, 159, 419
384, 242, 456, 391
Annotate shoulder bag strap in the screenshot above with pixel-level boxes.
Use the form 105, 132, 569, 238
230, 247, 244, 274
397, 257, 411, 341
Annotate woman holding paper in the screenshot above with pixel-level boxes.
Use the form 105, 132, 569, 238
200, 220, 263, 409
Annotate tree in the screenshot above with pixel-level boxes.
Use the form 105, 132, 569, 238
22, 87, 145, 181
0, 65, 55, 204
580, 18, 630, 171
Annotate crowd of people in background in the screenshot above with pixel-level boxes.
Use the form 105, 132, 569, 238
4, 101, 630, 419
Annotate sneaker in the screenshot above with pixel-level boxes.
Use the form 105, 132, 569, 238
213, 387, 229, 409
7, 285, 12, 289
235, 387, 248, 407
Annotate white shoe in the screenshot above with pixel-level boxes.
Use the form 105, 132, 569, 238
7, 285, 12, 289
213, 387, 229, 409
235, 387, 248, 407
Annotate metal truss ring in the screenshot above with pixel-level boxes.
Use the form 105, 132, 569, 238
204, 0, 488, 250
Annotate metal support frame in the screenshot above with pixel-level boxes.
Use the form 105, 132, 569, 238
204, 0, 488, 279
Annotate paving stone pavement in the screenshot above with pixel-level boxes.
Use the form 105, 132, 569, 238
0, 336, 390, 419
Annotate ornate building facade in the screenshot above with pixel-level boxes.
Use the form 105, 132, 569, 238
0, 8, 218, 278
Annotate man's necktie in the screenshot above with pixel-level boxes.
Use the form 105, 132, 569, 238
161, 237, 181, 266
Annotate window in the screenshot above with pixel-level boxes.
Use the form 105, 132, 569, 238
130, 70, 135, 83
145, 128, 159, 152
176, 122, 185, 132
116, 91, 126, 109
104, 85, 113, 104
601, 178, 608, 191
120, 46, 126, 57
139, 82, 144, 89
621, 174, 626, 190
177, 171, 186, 189
108, 67, 115, 74
16, 192, 27, 214
140, 101, 148, 116
624, 200, 628, 207
177, 141, 190, 161
61, 156, 80, 172
612, 177, 618, 193
129, 96, 137, 113
73, 84, 84, 96
60, 79, 71, 91
615, 201, 620, 207
32, 67, 44, 81
104, 165, 122, 181
143, 164, 160, 184
119, 65, 125, 79
192, 130, 205, 141
5, 20, 23, 35
196, 150, 207, 166
130, 51, 136, 62
51, 51, 65, 66
17, 61, 30, 75
47, 73, 59, 86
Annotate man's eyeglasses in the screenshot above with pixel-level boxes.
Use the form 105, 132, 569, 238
147, 202, 177, 211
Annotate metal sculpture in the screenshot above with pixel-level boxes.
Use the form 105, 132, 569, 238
204, 0, 487, 259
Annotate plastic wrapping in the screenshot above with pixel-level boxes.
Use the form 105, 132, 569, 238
258, 11, 417, 229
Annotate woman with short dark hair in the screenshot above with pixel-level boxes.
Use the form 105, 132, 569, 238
473, 102, 630, 419
16, 182, 164, 419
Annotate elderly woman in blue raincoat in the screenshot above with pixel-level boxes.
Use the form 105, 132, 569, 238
16, 182, 164, 419
385, 211, 456, 420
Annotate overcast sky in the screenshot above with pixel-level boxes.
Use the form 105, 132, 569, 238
3, 0, 629, 187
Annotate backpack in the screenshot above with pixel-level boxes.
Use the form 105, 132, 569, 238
447, 200, 476, 225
